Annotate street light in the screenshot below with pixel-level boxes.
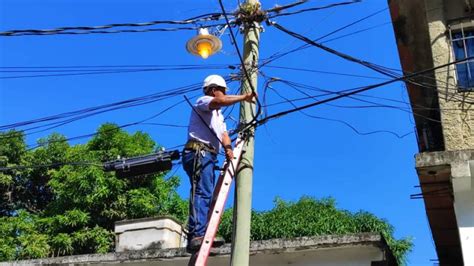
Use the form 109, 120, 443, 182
186, 28, 222, 59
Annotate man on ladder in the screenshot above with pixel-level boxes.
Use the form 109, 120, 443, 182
182, 74, 257, 253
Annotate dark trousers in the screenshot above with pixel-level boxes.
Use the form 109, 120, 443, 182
182, 149, 217, 239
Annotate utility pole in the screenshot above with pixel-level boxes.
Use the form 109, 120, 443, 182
231, 1, 262, 265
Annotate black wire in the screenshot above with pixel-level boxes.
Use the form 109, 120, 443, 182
0, 81, 204, 131
278, 79, 443, 124
25, 98, 189, 150
263, 79, 471, 124
0, 64, 234, 72
234, 55, 474, 134
268, 0, 361, 18
263, 65, 388, 80
0, 13, 228, 37
0, 161, 102, 172
0, 65, 234, 79
0, 25, 228, 36
262, 7, 387, 66
265, 0, 308, 14
7, 59, 467, 169
268, 84, 413, 138
218, 0, 262, 130
321, 22, 391, 44
271, 22, 474, 104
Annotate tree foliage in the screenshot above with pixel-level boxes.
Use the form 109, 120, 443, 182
0, 124, 187, 261
219, 196, 413, 265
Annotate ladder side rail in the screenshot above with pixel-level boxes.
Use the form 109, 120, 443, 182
194, 138, 245, 266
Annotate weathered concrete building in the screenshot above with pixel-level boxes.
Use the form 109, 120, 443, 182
389, 0, 474, 265
1, 233, 397, 266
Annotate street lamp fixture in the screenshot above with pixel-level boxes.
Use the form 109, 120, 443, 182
186, 28, 222, 59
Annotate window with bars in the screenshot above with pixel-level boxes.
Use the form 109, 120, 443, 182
449, 23, 474, 91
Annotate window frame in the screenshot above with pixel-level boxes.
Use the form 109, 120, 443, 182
448, 20, 474, 92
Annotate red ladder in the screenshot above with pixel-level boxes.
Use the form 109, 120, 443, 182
193, 138, 245, 266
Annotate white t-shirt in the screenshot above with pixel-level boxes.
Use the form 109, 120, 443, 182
187, 95, 227, 152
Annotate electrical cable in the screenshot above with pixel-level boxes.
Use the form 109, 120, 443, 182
0, 64, 233, 72
24, 97, 190, 150
278, 79, 444, 124
218, 0, 262, 133
261, 7, 387, 66
268, 0, 361, 18
265, 0, 308, 14
7, 58, 469, 171
0, 13, 229, 37
233, 55, 474, 135
0, 81, 209, 131
267, 84, 413, 138
0, 24, 229, 36
279, 79, 466, 113
0, 64, 235, 79
263, 65, 388, 80
0, 161, 103, 172
271, 22, 474, 104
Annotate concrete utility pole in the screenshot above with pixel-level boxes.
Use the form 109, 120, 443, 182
231, 0, 262, 265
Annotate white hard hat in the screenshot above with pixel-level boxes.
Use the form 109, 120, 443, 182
203, 74, 227, 89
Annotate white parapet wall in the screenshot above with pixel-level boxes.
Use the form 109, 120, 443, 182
114, 216, 187, 252
452, 159, 474, 265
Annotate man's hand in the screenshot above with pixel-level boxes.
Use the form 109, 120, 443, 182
225, 147, 234, 161
243, 92, 258, 103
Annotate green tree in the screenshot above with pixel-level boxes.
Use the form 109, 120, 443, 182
219, 196, 413, 265
0, 124, 187, 260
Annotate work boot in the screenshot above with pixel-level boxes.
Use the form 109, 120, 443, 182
212, 236, 225, 247
186, 236, 203, 253
186, 236, 226, 253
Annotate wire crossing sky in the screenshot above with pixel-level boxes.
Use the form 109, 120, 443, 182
0, 0, 444, 264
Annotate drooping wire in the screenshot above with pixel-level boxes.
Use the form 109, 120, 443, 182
0, 13, 229, 37
267, 82, 413, 138
268, 0, 361, 19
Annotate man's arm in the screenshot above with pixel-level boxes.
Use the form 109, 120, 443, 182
222, 132, 233, 161
209, 93, 256, 110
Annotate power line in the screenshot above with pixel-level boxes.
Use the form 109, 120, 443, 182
277, 79, 445, 124
0, 25, 228, 36
24, 98, 190, 150
263, 65, 388, 80
0, 63, 233, 70
0, 13, 228, 37
271, 22, 474, 104
261, 7, 388, 66
7, 57, 470, 170
278, 79, 467, 112
0, 161, 103, 171
233, 55, 474, 135
218, 0, 262, 128
267, 84, 413, 138
268, 0, 361, 18
0, 82, 203, 132
321, 22, 391, 43
0, 65, 236, 79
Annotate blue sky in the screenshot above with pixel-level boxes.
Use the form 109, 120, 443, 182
0, 0, 436, 264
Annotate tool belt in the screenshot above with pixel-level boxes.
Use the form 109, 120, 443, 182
184, 140, 217, 155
